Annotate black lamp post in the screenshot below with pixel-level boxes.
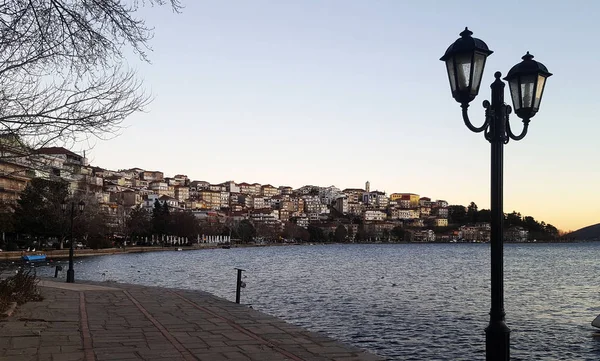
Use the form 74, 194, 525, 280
441, 28, 552, 361
61, 200, 85, 283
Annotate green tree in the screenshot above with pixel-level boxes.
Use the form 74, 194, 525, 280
255, 222, 281, 241
467, 202, 478, 223
283, 222, 310, 242
505, 211, 523, 227
477, 209, 492, 223
69, 195, 112, 249
448, 205, 467, 225
152, 199, 170, 237
327, 231, 335, 242
126, 206, 152, 243
355, 224, 368, 242
391, 226, 405, 242
236, 220, 256, 243
13, 178, 69, 247
545, 224, 559, 239
152, 199, 161, 218
523, 216, 540, 231
334, 225, 347, 242
85, 211, 112, 249
307, 225, 325, 242
347, 226, 354, 241
171, 211, 201, 240
382, 229, 390, 241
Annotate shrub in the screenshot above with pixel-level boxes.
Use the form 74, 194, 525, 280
0, 268, 44, 313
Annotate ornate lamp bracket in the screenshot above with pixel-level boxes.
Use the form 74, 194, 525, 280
505, 106, 529, 143
461, 102, 489, 133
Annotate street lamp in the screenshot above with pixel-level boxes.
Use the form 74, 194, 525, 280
61, 200, 85, 283
441, 28, 552, 361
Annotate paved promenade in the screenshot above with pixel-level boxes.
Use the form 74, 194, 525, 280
0, 279, 384, 361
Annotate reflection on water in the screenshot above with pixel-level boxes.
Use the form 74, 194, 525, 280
28, 242, 600, 360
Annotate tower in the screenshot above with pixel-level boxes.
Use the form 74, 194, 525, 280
365, 181, 370, 193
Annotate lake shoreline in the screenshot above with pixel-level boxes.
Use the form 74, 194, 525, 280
0, 242, 298, 261
0, 239, 586, 261
11, 242, 599, 359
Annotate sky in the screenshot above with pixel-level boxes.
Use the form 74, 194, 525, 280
81, 0, 599, 232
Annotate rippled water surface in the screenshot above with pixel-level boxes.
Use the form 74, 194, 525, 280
32, 243, 600, 360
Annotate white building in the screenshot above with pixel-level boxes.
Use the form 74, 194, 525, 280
209, 184, 224, 192
333, 196, 348, 214
434, 207, 449, 218
364, 210, 387, 221
362, 191, 389, 208
220, 191, 230, 208
459, 223, 491, 242
408, 209, 420, 219
409, 229, 436, 242
296, 185, 319, 195
221, 180, 240, 193
295, 215, 309, 228
397, 209, 411, 219
149, 181, 168, 193
505, 226, 529, 242
251, 196, 266, 209
434, 218, 449, 227
319, 185, 343, 206
436, 200, 449, 208
302, 195, 321, 213
398, 199, 411, 209
142, 194, 179, 211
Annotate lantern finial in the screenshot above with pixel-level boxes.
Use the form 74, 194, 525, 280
522, 52, 534, 61
460, 27, 473, 37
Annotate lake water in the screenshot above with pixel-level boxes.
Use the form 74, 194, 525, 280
31, 243, 600, 360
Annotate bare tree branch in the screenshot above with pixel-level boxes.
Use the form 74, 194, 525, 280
0, 0, 181, 159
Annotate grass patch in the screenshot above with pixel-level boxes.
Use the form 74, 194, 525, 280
0, 268, 44, 314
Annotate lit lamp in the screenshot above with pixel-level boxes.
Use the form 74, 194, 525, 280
441, 28, 551, 361
61, 200, 85, 283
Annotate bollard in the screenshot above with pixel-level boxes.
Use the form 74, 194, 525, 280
235, 268, 246, 304
54, 265, 63, 278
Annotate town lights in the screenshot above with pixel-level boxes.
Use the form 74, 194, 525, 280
441, 28, 552, 361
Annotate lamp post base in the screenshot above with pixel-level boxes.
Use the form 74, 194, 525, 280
485, 319, 510, 361
66, 269, 75, 283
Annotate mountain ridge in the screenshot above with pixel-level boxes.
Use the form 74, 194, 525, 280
564, 223, 600, 240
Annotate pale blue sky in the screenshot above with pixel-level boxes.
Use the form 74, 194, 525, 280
84, 1, 599, 231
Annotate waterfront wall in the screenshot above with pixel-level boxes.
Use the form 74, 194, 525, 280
0, 244, 220, 261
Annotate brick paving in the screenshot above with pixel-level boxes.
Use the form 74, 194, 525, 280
0, 279, 385, 361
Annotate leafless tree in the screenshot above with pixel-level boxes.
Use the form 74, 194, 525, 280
0, 0, 182, 157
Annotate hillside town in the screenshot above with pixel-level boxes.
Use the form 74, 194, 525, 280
0, 145, 541, 245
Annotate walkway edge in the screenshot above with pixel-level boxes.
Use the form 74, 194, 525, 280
122, 290, 197, 361
79, 292, 96, 361
171, 290, 307, 361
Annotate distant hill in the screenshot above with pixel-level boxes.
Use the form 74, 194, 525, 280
564, 223, 600, 241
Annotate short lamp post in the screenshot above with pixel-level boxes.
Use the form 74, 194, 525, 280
61, 200, 85, 283
441, 28, 552, 361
